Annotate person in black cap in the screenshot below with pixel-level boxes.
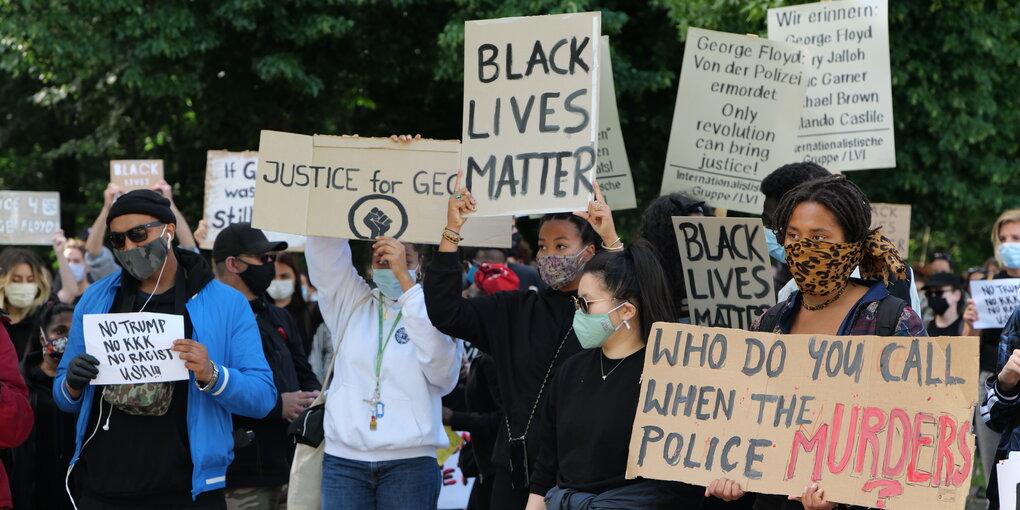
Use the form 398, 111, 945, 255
921, 272, 965, 336
211, 222, 321, 510
54, 189, 277, 510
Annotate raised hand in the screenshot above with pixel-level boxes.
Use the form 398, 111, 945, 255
364, 207, 393, 238
447, 170, 476, 232
103, 183, 124, 209
573, 181, 619, 248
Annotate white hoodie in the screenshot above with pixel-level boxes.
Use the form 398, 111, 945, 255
307, 237, 462, 462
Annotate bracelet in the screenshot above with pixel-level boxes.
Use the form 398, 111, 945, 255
601, 237, 623, 251
442, 228, 463, 244
196, 362, 220, 392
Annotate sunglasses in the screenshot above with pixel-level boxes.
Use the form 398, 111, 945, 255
106, 221, 164, 249
573, 296, 618, 314
238, 253, 277, 265
924, 288, 954, 298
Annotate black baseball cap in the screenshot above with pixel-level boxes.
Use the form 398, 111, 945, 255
922, 272, 962, 291
212, 222, 288, 262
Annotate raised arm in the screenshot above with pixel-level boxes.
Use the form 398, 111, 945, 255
151, 180, 197, 250
53, 230, 80, 303
306, 236, 373, 341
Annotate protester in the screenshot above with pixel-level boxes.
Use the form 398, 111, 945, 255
0, 247, 55, 358
705, 175, 925, 510
51, 231, 84, 303
53, 189, 277, 509
211, 223, 321, 509
636, 192, 706, 322
922, 272, 965, 336
63, 237, 92, 298
424, 172, 622, 510
10, 301, 77, 509
443, 352, 502, 510
0, 313, 33, 510
965, 209, 1020, 508
306, 232, 461, 510
526, 240, 703, 509
979, 302, 1020, 510
928, 252, 954, 274
464, 247, 546, 293
268, 252, 324, 357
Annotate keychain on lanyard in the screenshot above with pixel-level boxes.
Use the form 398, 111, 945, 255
364, 297, 402, 430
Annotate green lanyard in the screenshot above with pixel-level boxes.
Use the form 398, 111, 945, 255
375, 297, 404, 380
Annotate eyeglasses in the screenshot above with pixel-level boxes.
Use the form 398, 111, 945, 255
106, 221, 164, 249
239, 253, 277, 265
573, 296, 618, 314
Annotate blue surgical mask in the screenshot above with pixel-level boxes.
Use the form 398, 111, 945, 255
466, 263, 480, 286
69, 262, 87, 283
764, 229, 786, 263
572, 302, 629, 349
1000, 243, 1020, 269
373, 269, 417, 301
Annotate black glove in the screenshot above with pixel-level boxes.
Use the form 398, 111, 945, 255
66, 354, 100, 391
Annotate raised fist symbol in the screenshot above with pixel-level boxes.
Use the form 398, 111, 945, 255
364, 207, 393, 238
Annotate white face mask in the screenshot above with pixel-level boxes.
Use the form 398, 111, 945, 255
5, 282, 39, 309
69, 262, 87, 283
267, 278, 296, 301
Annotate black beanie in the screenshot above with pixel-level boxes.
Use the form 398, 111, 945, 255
106, 189, 176, 228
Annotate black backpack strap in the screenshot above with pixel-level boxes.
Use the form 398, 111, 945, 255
755, 304, 785, 333
875, 296, 907, 337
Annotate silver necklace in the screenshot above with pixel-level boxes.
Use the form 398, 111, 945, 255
600, 353, 629, 380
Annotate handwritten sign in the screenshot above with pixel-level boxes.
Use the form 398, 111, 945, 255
627, 322, 977, 510
110, 160, 164, 191
461, 12, 601, 216
252, 131, 511, 247
0, 191, 60, 245
870, 203, 910, 258
595, 36, 637, 210
659, 28, 810, 214
202, 150, 306, 251
970, 279, 1020, 329
768, 0, 895, 171
83, 312, 188, 385
674, 217, 775, 329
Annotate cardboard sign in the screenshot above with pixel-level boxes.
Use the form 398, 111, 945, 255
870, 203, 910, 258
461, 12, 601, 216
252, 131, 511, 247
202, 151, 306, 251
83, 312, 188, 385
768, 0, 895, 171
627, 322, 977, 510
595, 36, 637, 210
970, 279, 1020, 329
674, 217, 775, 329
110, 160, 164, 190
0, 191, 60, 245
659, 28, 810, 214
438, 429, 476, 508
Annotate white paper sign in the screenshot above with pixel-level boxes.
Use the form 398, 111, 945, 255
768, 0, 895, 171
970, 279, 1020, 329
997, 451, 1020, 510
83, 312, 188, 385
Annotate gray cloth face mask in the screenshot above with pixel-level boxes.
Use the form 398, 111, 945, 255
113, 226, 169, 281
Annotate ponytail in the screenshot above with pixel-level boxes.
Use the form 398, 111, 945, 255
581, 239, 675, 341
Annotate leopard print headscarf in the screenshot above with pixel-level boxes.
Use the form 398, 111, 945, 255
785, 229, 908, 296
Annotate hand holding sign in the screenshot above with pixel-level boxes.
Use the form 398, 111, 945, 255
705, 477, 745, 502
446, 170, 477, 232
573, 181, 619, 247
171, 339, 214, 384
789, 484, 836, 510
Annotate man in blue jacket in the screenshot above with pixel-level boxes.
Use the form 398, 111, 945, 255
54, 190, 277, 509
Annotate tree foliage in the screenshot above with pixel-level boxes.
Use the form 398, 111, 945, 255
0, 0, 1017, 267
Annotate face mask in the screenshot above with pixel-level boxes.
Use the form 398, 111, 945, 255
5, 282, 39, 308
537, 248, 589, 290
41, 329, 68, 361
927, 294, 950, 316
1000, 243, 1020, 269
69, 262, 87, 283
763, 229, 786, 263
466, 263, 480, 285
374, 269, 416, 301
785, 237, 862, 296
572, 302, 629, 349
267, 278, 296, 301
113, 225, 169, 281
240, 260, 277, 297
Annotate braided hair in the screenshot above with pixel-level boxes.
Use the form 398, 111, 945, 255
773, 175, 872, 244
581, 239, 676, 341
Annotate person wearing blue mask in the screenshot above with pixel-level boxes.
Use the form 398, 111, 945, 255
306, 234, 462, 510
525, 239, 704, 510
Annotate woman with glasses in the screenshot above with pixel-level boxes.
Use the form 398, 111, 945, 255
524, 239, 704, 510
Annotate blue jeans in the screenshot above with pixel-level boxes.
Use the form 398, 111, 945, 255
321, 453, 440, 510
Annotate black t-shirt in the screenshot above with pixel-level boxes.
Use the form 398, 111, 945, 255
927, 317, 963, 337
78, 287, 201, 506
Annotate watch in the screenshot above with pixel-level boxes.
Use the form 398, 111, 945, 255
196, 362, 220, 392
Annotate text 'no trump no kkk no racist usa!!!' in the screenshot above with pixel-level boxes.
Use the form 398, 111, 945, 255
83, 312, 189, 385
461, 12, 601, 217
626, 322, 978, 510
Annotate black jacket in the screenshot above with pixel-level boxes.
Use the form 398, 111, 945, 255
450, 353, 502, 480
424, 250, 582, 473
226, 297, 320, 488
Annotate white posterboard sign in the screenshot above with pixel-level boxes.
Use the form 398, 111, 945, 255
768, 0, 894, 171
660, 28, 810, 214
0, 191, 60, 245
970, 279, 1020, 329
202, 150, 306, 251
83, 312, 189, 385
595, 36, 637, 210
461, 12, 601, 216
